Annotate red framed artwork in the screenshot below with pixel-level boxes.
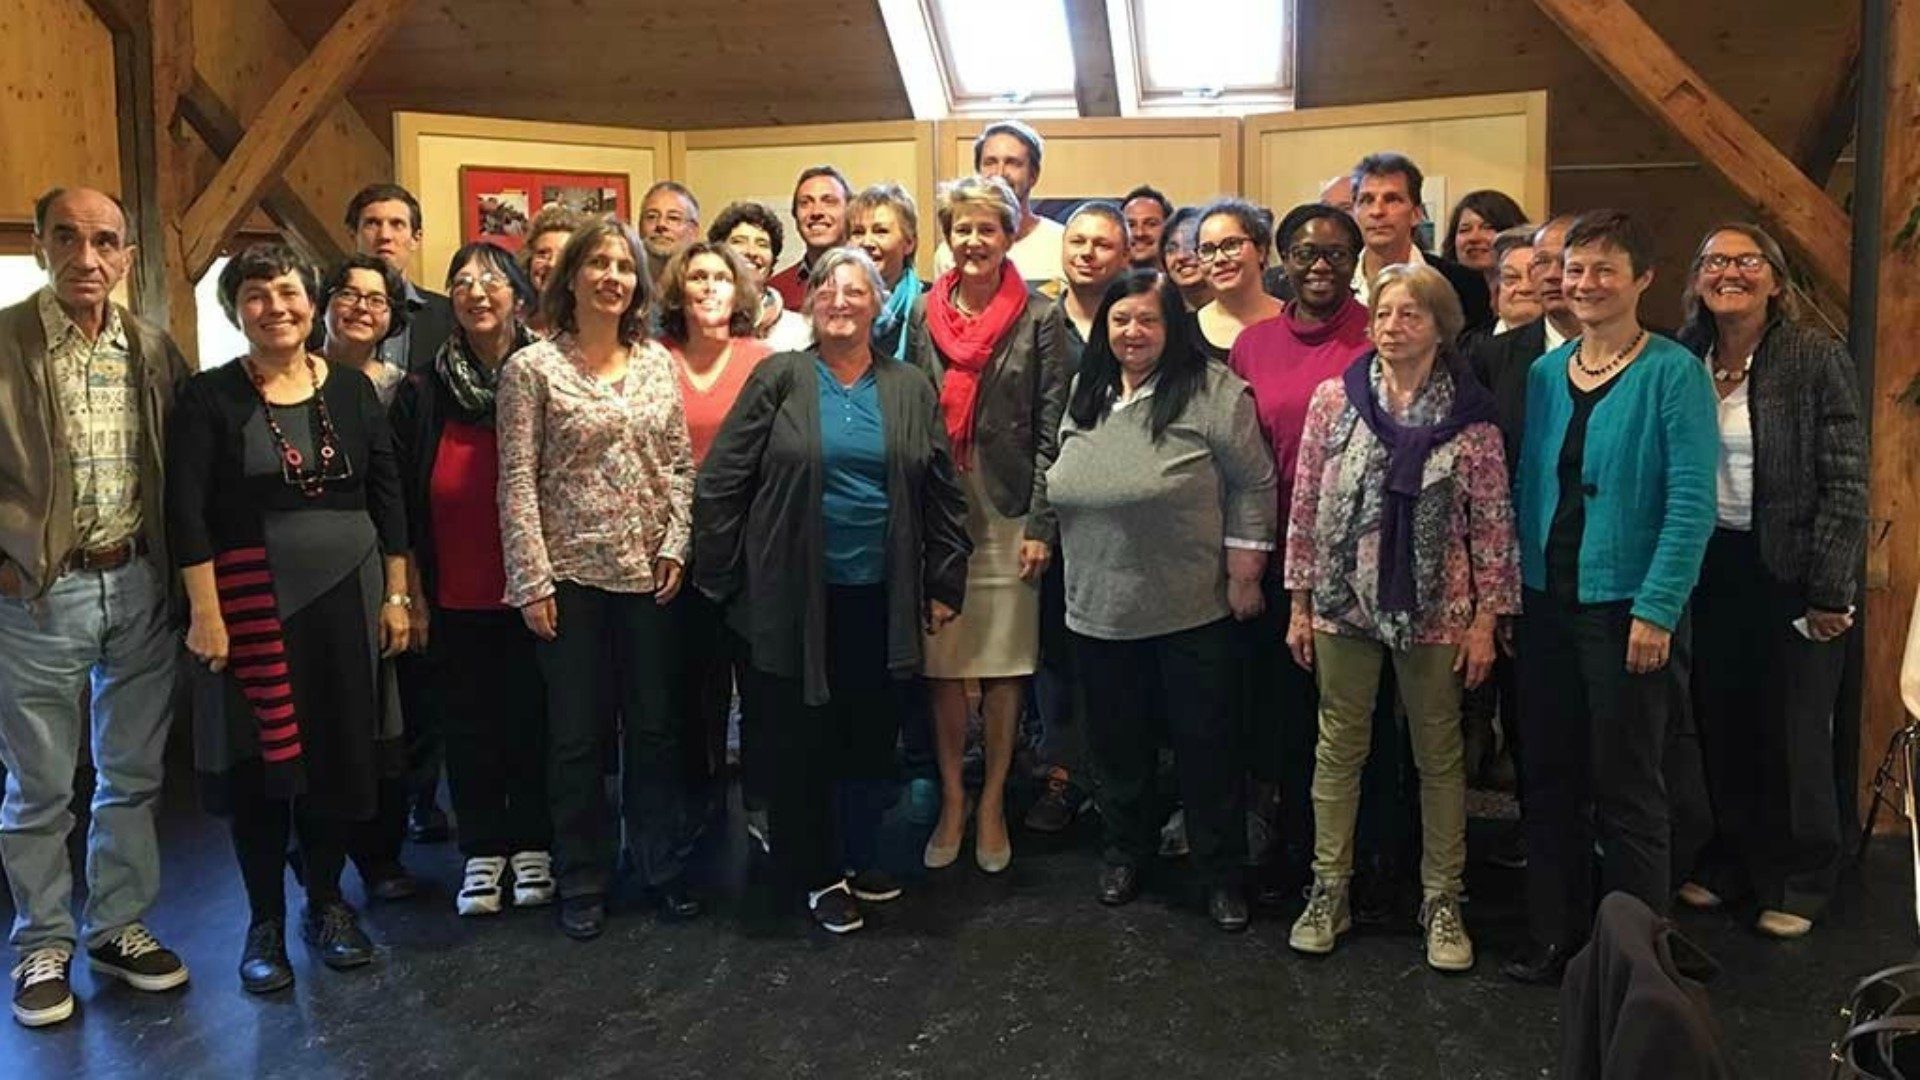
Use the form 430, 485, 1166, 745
458, 167, 631, 252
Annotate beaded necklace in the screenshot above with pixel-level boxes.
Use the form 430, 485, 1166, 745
1571, 329, 1647, 380
244, 354, 346, 497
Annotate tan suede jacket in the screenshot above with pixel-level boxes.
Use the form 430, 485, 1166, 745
0, 292, 193, 601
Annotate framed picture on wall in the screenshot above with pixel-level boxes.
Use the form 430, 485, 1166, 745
458, 167, 631, 252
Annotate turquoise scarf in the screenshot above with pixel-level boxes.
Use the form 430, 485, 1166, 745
872, 267, 921, 360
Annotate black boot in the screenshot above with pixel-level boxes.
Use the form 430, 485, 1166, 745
301, 901, 375, 970
239, 919, 293, 994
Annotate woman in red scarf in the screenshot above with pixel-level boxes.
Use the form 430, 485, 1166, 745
904, 175, 1067, 874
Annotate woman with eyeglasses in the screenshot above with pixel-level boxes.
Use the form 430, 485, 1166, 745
1160, 207, 1214, 313
320, 254, 410, 406
390, 242, 551, 919
1672, 223, 1866, 939
169, 243, 411, 993
1192, 200, 1283, 364
1225, 203, 1375, 902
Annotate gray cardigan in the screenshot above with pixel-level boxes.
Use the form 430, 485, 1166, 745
692, 351, 972, 705
1047, 362, 1277, 640
1676, 317, 1867, 611
904, 289, 1068, 544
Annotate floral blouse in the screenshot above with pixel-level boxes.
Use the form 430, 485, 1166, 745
1283, 359, 1519, 650
496, 333, 694, 608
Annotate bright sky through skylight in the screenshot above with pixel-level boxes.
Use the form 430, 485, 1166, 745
1135, 0, 1285, 93
939, 0, 1077, 99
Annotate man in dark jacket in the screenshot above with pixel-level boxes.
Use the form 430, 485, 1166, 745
0, 187, 194, 1027
1349, 152, 1494, 334
345, 183, 454, 375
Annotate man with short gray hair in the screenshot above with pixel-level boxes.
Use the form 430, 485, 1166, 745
0, 186, 194, 1028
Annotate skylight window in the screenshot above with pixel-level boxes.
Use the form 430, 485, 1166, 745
1111, 0, 1294, 114
932, 0, 1077, 107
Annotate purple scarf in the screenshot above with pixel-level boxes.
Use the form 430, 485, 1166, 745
1341, 351, 1496, 612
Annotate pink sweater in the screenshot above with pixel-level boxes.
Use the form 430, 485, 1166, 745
1226, 299, 1372, 533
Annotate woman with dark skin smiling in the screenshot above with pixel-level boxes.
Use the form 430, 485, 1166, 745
1226, 204, 1374, 900
905, 175, 1066, 875
1673, 223, 1866, 939
1192, 200, 1282, 363
169, 243, 411, 993
1161, 207, 1214, 313
391, 242, 551, 919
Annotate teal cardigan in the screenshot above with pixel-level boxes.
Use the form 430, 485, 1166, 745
1515, 334, 1719, 630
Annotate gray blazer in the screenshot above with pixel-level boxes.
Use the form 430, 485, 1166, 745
1676, 317, 1867, 610
904, 290, 1068, 544
692, 351, 972, 706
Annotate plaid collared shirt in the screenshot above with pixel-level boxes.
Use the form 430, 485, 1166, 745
38, 288, 143, 549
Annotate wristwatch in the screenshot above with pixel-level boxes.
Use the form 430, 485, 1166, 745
384, 593, 414, 609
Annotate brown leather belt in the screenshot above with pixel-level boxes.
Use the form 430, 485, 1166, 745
64, 537, 146, 574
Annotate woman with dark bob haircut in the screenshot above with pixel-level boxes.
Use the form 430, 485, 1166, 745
390, 241, 554, 918
170, 242, 411, 993
1673, 222, 1866, 939
1441, 190, 1528, 285
318, 254, 411, 406
498, 217, 700, 939
1047, 269, 1275, 930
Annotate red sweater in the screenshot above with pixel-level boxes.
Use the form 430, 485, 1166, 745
1226, 299, 1372, 531
670, 338, 771, 466
429, 419, 509, 611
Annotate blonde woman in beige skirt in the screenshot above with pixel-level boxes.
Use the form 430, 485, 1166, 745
904, 174, 1068, 873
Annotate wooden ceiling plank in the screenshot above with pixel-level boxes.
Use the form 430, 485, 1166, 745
1530, 0, 1851, 301
1794, 13, 1862, 187
178, 0, 411, 278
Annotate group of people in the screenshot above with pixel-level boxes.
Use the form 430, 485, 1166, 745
0, 117, 1865, 1030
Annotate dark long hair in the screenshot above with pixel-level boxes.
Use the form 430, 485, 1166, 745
1440, 189, 1527, 263
1068, 269, 1202, 442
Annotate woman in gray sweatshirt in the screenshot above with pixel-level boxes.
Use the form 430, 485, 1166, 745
1046, 269, 1276, 932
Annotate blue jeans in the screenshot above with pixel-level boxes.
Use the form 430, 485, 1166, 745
0, 556, 176, 955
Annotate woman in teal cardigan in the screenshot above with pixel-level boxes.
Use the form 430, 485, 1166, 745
1502, 210, 1718, 986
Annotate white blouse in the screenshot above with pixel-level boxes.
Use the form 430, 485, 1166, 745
1715, 375, 1754, 530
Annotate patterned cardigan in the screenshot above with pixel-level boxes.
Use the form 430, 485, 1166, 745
1676, 317, 1867, 611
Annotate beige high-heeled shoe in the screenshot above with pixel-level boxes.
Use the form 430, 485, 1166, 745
1755, 909, 1813, 938
974, 808, 1011, 874
923, 796, 973, 869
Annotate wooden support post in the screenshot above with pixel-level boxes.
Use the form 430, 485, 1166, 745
177, 0, 409, 279
1064, 0, 1121, 118
178, 76, 348, 268
1862, 0, 1920, 828
1530, 0, 1853, 303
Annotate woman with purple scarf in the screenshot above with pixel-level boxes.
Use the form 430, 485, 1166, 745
1281, 263, 1519, 972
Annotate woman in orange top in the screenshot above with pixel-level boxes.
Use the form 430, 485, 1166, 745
657, 242, 774, 850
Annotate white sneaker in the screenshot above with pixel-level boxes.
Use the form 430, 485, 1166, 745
457, 857, 507, 916
509, 851, 555, 907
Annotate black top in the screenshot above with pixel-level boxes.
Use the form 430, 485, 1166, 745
1467, 319, 1550, 480
167, 360, 408, 566
1545, 373, 1619, 602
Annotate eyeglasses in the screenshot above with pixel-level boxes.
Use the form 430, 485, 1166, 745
1196, 236, 1255, 262
450, 271, 508, 294
1285, 244, 1357, 269
642, 210, 690, 227
1697, 253, 1770, 274
330, 287, 391, 313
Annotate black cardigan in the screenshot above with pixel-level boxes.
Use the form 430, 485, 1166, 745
692, 351, 972, 706
1675, 317, 1867, 611
166, 360, 407, 566
388, 368, 463, 603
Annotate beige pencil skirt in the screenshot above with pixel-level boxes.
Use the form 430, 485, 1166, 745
922, 468, 1039, 680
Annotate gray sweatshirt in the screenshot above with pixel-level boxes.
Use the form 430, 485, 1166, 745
1047, 361, 1277, 640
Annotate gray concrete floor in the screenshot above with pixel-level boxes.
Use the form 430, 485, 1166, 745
1, 773, 1911, 1079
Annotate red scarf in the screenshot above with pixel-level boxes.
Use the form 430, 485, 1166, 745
926, 261, 1029, 469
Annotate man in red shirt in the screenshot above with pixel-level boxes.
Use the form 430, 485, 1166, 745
766, 166, 851, 311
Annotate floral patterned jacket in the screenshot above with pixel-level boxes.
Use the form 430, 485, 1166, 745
1283, 360, 1519, 650
496, 333, 694, 608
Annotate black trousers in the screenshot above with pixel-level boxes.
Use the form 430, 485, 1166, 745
1690, 529, 1845, 916
763, 584, 902, 895
438, 608, 551, 858
228, 762, 348, 922
346, 647, 441, 876
537, 581, 685, 898
1081, 618, 1245, 886
1030, 555, 1088, 779
673, 588, 763, 818
1520, 588, 1684, 949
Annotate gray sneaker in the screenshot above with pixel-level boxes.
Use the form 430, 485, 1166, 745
1288, 878, 1351, 955
1420, 893, 1475, 972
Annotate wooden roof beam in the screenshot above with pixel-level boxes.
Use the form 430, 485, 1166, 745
178, 75, 348, 268
1530, 0, 1852, 302
178, 0, 410, 279
1064, 0, 1121, 118
1795, 13, 1862, 188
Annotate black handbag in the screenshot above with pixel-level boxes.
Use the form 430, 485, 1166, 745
1831, 962, 1920, 1079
